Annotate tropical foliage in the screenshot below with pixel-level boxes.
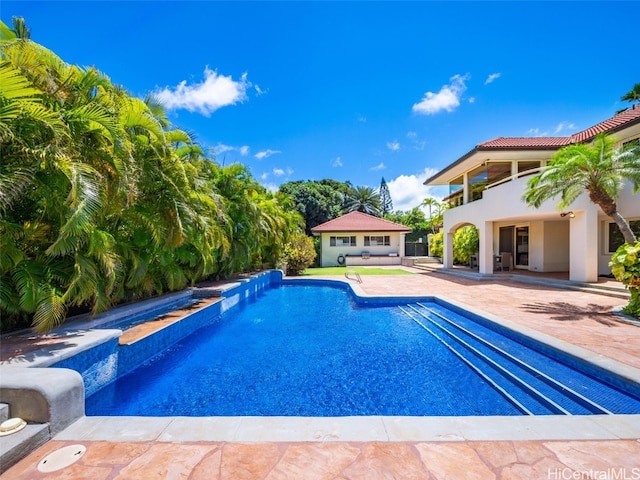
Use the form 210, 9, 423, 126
427, 226, 479, 264
420, 197, 448, 234
523, 133, 640, 244
453, 226, 479, 264
621, 83, 640, 106
0, 20, 304, 333
609, 241, 640, 317
278, 180, 347, 235
344, 185, 382, 216
428, 231, 443, 259
281, 232, 317, 276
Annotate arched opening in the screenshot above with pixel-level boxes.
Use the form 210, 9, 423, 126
447, 222, 480, 268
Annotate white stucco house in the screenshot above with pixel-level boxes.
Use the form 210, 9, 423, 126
311, 211, 411, 267
424, 106, 640, 283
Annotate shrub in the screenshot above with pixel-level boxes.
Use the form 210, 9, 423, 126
453, 226, 479, 264
282, 233, 317, 276
610, 241, 640, 317
429, 232, 443, 259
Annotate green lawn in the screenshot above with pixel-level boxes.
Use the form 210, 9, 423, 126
302, 266, 414, 276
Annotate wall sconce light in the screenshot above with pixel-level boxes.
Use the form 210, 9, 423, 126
560, 211, 575, 218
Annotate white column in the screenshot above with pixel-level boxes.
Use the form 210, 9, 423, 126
478, 221, 495, 275
569, 209, 598, 282
443, 230, 454, 268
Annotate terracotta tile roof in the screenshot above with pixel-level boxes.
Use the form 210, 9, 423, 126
310, 211, 412, 233
478, 137, 570, 149
477, 106, 640, 150
424, 106, 640, 185
572, 106, 640, 143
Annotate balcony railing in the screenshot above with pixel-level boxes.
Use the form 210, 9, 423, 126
446, 166, 543, 208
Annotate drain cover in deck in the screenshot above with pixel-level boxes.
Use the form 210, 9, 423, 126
37, 444, 86, 473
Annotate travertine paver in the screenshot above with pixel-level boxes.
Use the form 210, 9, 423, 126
115, 443, 216, 479
5, 440, 640, 479
340, 443, 426, 480
219, 443, 281, 480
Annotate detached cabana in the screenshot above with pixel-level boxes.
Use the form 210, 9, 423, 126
311, 211, 411, 267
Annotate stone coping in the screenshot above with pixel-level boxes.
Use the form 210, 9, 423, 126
56, 414, 640, 443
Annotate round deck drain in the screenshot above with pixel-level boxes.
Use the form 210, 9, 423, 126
37, 444, 86, 473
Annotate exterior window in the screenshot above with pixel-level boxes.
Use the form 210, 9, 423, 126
608, 221, 640, 253
518, 161, 540, 176
448, 176, 464, 207
364, 235, 390, 246
330, 236, 356, 247
486, 162, 512, 186
468, 164, 487, 202
623, 137, 639, 150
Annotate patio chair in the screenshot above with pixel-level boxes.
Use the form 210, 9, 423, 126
494, 252, 512, 271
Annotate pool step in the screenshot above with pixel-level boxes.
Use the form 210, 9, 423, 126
400, 303, 623, 416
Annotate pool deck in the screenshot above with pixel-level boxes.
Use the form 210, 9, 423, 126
3, 268, 640, 479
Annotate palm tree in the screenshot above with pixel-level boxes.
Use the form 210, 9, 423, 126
1, 19, 301, 333
621, 83, 640, 105
344, 186, 382, 216
420, 197, 448, 234
523, 133, 640, 244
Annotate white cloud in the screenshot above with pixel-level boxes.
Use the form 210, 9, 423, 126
412, 140, 427, 151
214, 143, 234, 155
332, 156, 343, 167
155, 67, 250, 116
386, 141, 400, 152
554, 121, 576, 134
412, 73, 470, 115
261, 172, 269, 180
468, 97, 476, 104
254, 84, 267, 96
527, 127, 548, 137
370, 162, 386, 171
357, 115, 367, 123
387, 167, 444, 212
527, 122, 576, 137
214, 143, 250, 157
406, 131, 426, 150
255, 149, 281, 160
485, 73, 501, 85
272, 167, 293, 177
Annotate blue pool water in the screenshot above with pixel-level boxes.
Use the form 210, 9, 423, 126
85, 283, 640, 417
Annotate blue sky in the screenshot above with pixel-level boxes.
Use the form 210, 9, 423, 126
3, 1, 639, 211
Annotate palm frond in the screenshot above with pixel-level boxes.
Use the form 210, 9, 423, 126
31, 284, 67, 333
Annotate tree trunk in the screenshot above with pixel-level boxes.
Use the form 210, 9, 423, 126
589, 188, 637, 244
610, 210, 638, 244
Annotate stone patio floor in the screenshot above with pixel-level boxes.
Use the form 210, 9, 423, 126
3, 268, 640, 479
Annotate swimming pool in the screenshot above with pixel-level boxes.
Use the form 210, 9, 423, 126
85, 282, 640, 417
